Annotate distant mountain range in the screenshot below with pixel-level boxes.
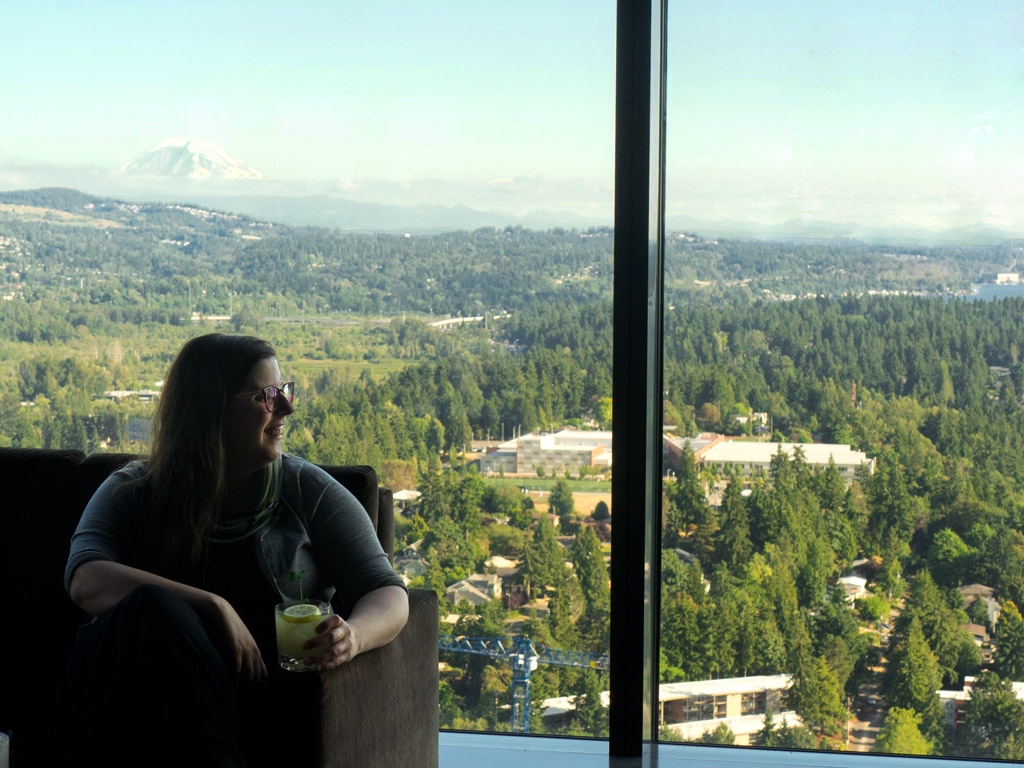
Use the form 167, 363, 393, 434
1, 169, 1022, 244
663, 214, 1024, 247
174, 192, 601, 233
1, 137, 1019, 241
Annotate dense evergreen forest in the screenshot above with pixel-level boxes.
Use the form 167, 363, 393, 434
6, 188, 1024, 753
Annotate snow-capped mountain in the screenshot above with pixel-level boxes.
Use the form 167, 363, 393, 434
119, 137, 263, 181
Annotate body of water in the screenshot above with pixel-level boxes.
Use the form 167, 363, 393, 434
965, 283, 1024, 301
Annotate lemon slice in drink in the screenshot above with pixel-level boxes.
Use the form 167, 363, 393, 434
282, 603, 322, 624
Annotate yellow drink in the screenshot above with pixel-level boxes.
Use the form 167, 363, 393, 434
275, 601, 331, 671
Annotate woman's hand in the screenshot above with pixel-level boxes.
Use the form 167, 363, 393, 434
301, 586, 407, 671
207, 594, 268, 682
302, 614, 360, 670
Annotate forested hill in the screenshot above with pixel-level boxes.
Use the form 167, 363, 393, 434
2, 187, 1022, 321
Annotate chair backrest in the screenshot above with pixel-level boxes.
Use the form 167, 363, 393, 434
318, 464, 392, 561
0, 448, 89, 736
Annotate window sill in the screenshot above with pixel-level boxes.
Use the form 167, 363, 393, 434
439, 732, 1001, 768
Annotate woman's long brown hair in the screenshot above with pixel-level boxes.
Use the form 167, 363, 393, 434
133, 333, 276, 572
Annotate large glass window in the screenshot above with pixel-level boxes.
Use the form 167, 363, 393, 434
0, 0, 614, 740
659, 0, 1024, 761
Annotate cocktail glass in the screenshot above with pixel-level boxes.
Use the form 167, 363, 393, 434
275, 600, 332, 671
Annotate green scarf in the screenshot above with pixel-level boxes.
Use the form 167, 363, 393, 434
207, 457, 282, 544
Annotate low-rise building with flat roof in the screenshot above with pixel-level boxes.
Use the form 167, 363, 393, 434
479, 429, 612, 475
662, 711, 804, 746
663, 433, 725, 472
698, 440, 874, 482
479, 438, 519, 475
658, 674, 792, 727
541, 674, 798, 746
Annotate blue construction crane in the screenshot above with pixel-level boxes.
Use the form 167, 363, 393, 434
439, 634, 610, 733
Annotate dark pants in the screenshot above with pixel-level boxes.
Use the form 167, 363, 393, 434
23, 584, 249, 768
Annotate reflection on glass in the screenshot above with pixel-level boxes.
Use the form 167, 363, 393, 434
660, 1, 1024, 761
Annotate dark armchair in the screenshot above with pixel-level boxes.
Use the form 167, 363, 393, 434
0, 448, 438, 768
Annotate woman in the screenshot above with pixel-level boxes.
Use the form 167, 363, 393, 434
53, 333, 408, 767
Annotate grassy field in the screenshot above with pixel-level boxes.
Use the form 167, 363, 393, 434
481, 477, 613, 517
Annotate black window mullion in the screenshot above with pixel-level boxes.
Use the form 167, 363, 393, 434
610, 0, 665, 757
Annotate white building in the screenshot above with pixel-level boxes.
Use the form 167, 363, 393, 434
997, 273, 1020, 285
662, 711, 804, 746
662, 433, 722, 471
479, 429, 612, 475
484, 555, 520, 580
541, 675, 799, 746
836, 575, 869, 602
698, 440, 874, 483
658, 674, 792, 728
478, 438, 519, 475
445, 573, 503, 605
392, 489, 422, 513
101, 388, 162, 403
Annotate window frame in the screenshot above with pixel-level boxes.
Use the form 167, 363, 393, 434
609, 0, 665, 756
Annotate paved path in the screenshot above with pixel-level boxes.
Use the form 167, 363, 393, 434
849, 597, 904, 751
849, 669, 885, 751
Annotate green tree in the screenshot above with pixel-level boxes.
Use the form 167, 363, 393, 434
854, 594, 890, 625
454, 469, 486, 537
549, 479, 576, 532
697, 721, 735, 745
994, 600, 1024, 681
775, 722, 817, 749
757, 707, 779, 747
927, 528, 977, 587
573, 524, 610, 651
876, 707, 933, 756
520, 514, 563, 596
485, 524, 527, 557
569, 669, 607, 736
867, 450, 921, 553
572, 525, 609, 613
425, 417, 445, 455
484, 485, 525, 519
664, 445, 706, 547
509, 506, 533, 530
715, 476, 752, 570
885, 615, 945, 742
900, 569, 973, 686
595, 396, 612, 430
788, 652, 846, 736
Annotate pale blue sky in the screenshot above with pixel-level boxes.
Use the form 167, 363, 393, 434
665, 1, 1024, 230
1, 1, 1021, 230
0, 1, 614, 181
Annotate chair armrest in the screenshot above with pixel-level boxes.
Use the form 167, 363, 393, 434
319, 588, 439, 768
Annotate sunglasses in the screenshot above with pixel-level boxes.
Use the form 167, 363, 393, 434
234, 381, 296, 412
